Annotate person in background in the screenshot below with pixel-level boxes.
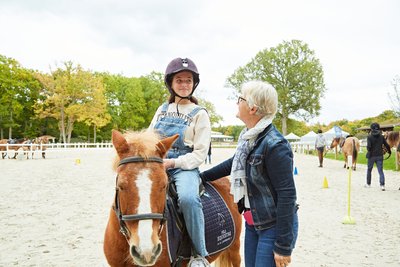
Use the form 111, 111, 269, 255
148, 57, 211, 266
365, 122, 391, 191
315, 129, 327, 167
201, 81, 298, 267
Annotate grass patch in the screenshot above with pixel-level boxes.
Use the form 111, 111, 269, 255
324, 150, 399, 171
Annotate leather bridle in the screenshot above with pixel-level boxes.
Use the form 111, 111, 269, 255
113, 156, 167, 240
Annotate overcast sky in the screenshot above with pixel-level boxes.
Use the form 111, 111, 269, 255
1, 0, 399, 126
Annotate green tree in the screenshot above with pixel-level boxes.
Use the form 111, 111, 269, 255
140, 72, 169, 127
226, 40, 326, 135
102, 73, 149, 131
0, 55, 41, 139
35, 62, 109, 143
198, 98, 223, 127
74, 74, 111, 142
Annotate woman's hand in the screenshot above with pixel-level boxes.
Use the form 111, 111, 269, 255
274, 252, 291, 267
163, 159, 175, 170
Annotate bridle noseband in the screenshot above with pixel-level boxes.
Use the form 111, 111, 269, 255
114, 156, 167, 240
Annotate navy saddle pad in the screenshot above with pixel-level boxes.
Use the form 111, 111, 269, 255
166, 182, 236, 263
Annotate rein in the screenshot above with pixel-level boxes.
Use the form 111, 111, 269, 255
114, 156, 167, 240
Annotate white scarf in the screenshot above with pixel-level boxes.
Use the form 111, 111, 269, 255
230, 117, 272, 208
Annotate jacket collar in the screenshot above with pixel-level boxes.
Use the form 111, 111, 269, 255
253, 124, 274, 147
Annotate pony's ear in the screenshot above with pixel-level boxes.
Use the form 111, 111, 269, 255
156, 134, 179, 157
112, 130, 129, 155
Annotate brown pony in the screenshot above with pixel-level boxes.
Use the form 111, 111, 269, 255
104, 130, 242, 267
33, 135, 55, 159
330, 136, 360, 170
384, 131, 400, 164
0, 138, 30, 159
0, 139, 8, 159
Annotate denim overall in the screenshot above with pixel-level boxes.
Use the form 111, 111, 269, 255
154, 102, 208, 256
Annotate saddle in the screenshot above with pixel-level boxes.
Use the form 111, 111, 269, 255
166, 181, 235, 266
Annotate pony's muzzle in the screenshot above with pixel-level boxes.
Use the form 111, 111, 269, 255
130, 241, 162, 266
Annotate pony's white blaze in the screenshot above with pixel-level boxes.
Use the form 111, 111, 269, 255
135, 169, 155, 251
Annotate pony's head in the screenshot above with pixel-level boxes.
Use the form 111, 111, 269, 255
111, 129, 178, 266
330, 137, 342, 149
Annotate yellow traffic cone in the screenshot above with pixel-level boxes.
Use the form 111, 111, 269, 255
75, 158, 81, 165
323, 176, 329, 188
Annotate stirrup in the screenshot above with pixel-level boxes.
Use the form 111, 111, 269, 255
188, 255, 210, 267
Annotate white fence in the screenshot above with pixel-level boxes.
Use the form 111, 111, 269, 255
0, 142, 114, 160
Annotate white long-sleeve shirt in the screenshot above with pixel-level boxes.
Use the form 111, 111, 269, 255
315, 133, 327, 148
149, 102, 211, 170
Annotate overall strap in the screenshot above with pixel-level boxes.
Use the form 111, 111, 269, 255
160, 102, 169, 113
187, 106, 207, 118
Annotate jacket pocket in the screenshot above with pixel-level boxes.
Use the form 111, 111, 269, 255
248, 154, 264, 178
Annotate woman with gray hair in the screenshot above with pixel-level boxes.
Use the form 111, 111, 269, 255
201, 81, 298, 267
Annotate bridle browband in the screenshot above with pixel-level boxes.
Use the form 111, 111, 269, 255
114, 156, 167, 240
118, 156, 164, 166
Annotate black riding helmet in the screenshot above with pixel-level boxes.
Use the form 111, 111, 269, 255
370, 122, 381, 136
370, 122, 380, 130
164, 57, 200, 99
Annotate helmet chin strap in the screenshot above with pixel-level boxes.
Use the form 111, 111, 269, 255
173, 92, 193, 116
173, 91, 193, 100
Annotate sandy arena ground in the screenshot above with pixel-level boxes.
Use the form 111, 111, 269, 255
0, 147, 399, 266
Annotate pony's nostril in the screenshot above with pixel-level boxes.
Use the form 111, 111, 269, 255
153, 242, 162, 255
130, 245, 141, 258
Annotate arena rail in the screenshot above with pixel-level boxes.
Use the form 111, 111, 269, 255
0, 142, 114, 160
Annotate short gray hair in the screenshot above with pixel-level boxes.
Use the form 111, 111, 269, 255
241, 81, 278, 119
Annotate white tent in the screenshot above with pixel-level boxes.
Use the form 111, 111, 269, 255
300, 131, 317, 143
284, 132, 300, 141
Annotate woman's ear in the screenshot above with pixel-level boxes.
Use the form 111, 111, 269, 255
249, 106, 258, 115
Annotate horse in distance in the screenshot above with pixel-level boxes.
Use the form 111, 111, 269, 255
384, 130, 400, 164
330, 136, 360, 170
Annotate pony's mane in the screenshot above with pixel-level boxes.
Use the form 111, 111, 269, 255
112, 129, 162, 170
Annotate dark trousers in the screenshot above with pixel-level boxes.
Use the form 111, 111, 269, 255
366, 156, 385, 186
316, 147, 324, 166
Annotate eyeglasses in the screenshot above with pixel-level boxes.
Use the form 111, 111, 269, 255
237, 96, 247, 104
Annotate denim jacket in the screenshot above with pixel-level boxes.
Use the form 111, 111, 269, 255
201, 124, 297, 256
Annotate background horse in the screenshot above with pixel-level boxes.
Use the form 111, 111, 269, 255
104, 130, 242, 267
0, 138, 30, 159
33, 135, 55, 159
0, 139, 8, 159
384, 130, 400, 165
330, 136, 360, 170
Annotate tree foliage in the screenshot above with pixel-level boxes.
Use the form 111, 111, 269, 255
198, 98, 223, 127
0, 55, 41, 138
35, 62, 109, 143
101, 72, 166, 131
226, 40, 326, 135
